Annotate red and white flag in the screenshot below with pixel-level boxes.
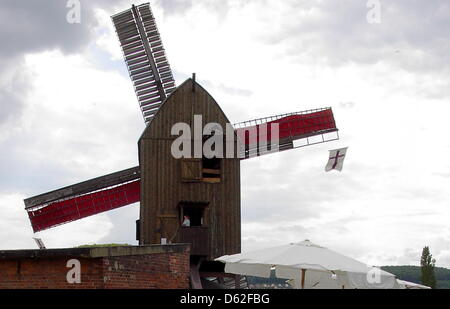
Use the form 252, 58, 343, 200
325, 147, 348, 172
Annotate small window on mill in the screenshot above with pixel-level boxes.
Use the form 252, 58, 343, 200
202, 134, 221, 183
180, 202, 209, 227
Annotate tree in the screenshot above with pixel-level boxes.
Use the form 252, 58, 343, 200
420, 246, 437, 289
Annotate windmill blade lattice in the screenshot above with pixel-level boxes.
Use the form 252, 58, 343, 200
24, 167, 141, 232
234, 107, 339, 159
112, 3, 176, 124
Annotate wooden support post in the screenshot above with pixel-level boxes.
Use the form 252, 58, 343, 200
190, 263, 203, 289
301, 269, 306, 289
235, 275, 241, 289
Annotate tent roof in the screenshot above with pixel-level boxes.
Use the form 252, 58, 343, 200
218, 240, 385, 273
216, 240, 399, 289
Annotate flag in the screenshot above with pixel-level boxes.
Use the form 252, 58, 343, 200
325, 147, 348, 172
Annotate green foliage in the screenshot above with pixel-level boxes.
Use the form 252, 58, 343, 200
421, 246, 437, 289
381, 265, 450, 289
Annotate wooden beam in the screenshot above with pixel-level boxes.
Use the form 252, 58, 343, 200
301, 269, 306, 289
202, 168, 220, 175
157, 214, 178, 218
24, 166, 140, 209
190, 263, 203, 289
199, 272, 236, 279
202, 178, 221, 183
235, 274, 241, 289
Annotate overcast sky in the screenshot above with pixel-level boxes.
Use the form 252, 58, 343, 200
1, 0, 449, 268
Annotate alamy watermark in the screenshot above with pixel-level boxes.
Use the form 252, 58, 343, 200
66, 0, 81, 24
66, 259, 81, 284
170, 115, 280, 159
366, 267, 382, 285
366, 0, 381, 24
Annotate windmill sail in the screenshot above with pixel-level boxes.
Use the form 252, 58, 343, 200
24, 167, 141, 232
22, 3, 342, 237
234, 107, 338, 159
112, 3, 176, 124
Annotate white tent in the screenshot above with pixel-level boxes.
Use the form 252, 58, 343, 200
216, 240, 400, 289
397, 279, 431, 289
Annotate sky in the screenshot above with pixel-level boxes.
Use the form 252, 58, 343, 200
0, 0, 449, 268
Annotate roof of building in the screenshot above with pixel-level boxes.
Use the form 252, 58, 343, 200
0, 244, 189, 260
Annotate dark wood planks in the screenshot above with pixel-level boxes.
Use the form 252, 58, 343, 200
139, 78, 241, 260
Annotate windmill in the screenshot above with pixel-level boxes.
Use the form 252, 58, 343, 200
24, 3, 339, 273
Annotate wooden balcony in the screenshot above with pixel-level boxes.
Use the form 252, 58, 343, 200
178, 226, 210, 256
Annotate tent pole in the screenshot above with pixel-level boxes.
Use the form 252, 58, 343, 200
301, 269, 306, 289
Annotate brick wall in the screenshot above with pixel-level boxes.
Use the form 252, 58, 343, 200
0, 246, 190, 289
102, 252, 189, 289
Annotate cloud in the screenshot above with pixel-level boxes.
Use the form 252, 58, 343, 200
339, 101, 356, 109
242, 210, 450, 267
0, 193, 35, 249
0, 58, 31, 127
0, 0, 149, 250
0, 192, 115, 249
155, 0, 194, 16
0, 49, 143, 249
96, 202, 140, 245
262, 0, 450, 72
0, 0, 116, 127
220, 1, 450, 100
0, 0, 98, 58
200, 79, 253, 99
154, 0, 235, 20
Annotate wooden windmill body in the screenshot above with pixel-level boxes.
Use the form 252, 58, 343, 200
139, 79, 241, 259
24, 3, 339, 263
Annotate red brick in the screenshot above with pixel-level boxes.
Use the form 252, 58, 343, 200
0, 249, 189, 289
